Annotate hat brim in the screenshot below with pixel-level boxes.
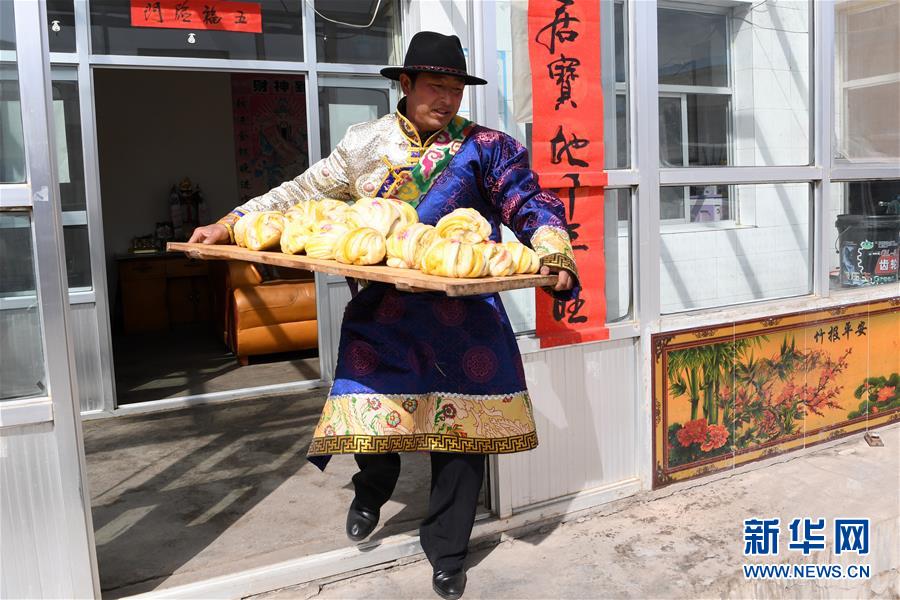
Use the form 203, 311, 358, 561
380, 66, 487, 86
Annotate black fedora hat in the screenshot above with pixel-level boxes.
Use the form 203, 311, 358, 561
381, 31, 487, 86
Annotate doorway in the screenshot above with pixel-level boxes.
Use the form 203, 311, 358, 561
93, 68, 322, 405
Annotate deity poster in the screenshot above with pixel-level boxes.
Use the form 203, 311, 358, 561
231, 74, 309, 203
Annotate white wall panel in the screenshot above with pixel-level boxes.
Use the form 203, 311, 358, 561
0, 424, 84, 599
71, 303, 106, 413
499, 338, 639, 511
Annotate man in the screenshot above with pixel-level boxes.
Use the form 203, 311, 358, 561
190, 31, 577, 600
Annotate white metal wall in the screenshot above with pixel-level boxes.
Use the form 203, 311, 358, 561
0, 424, 90, 598
497, 338, 639, 511
71, 303, 105, 413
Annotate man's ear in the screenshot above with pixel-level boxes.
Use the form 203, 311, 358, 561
399, 73, 412, 95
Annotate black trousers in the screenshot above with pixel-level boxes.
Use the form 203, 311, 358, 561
353, 452, 486, 572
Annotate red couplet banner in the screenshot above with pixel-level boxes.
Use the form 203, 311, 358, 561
130, 1, 263, 33
529, 0, 609, 348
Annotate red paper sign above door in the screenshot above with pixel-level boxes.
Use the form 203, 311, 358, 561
130, 1, 263, 33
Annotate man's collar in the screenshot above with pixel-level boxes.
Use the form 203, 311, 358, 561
395, 97, 443, 148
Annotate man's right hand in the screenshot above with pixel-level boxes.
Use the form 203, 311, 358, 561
188, 224, 231, 245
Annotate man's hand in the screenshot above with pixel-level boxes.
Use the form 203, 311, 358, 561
540, 266, 574, 292
188, 224, 231, 245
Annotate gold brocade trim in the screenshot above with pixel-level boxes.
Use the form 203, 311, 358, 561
308, 431, 539, 456
540, 253, 578, 278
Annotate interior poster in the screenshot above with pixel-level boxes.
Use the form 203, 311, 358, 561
528, 0, 609, 348
231, 74, 309, 203
652, 298, 900, 489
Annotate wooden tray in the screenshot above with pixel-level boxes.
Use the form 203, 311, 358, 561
167, 242, 557, 297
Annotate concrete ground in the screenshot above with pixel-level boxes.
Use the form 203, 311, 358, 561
84, 392, 484, 597
258, 423, 900, 600
112, 327, 320, 404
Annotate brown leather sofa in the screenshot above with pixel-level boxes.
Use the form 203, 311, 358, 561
215, 261, 318, 365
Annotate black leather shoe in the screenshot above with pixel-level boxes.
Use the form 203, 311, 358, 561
345, 501, 379, 542
432, 569, 466, 600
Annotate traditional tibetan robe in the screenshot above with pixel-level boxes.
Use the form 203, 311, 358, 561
218, 101, 578, 470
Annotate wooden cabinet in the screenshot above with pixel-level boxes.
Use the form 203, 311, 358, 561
118, 254, 211, 334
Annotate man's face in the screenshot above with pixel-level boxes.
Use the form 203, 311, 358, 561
399, 72, 465, 134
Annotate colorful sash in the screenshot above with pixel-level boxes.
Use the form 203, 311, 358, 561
383, 114, 474, 207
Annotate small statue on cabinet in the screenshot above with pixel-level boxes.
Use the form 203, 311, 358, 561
169, 177, 209, 241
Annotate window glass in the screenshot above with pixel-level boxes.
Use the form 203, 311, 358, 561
0, 212, 47, 401
89, 0, 304, 61
660, 183, 812, 313
52, 68, 91, 290
496, 0, 628, 169
315, 0, 400, 65
835, 1, 900, 162
1, 0, 16, 51
607, 188, 632, 322
318, 83, 391, 156
48, 0, 76, 53
828, 180, 900, 290
0, 65, 25, 184
658, 8, 728, 87
658, 2, 811, 168
1, 1, 26, 184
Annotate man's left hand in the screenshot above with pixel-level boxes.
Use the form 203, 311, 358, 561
540, 266, 574, 292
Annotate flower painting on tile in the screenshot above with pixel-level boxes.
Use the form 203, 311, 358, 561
653, 298, 900, 488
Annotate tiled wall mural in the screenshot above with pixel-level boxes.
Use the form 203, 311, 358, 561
653, 297, 900, 488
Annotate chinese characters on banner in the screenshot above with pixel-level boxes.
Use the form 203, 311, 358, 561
231, 74, 309, 202
130, 1, 262, 33
529, 0, 609, 348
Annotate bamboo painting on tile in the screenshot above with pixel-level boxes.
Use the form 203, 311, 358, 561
653, 298, 900, 488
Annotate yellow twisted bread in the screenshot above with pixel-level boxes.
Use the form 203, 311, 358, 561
305, 220, 351, 259
389, 199, 419, 230
477, 241, 517, 277
280, 218, 313, 255
318, 198, 352, 223
285, 201, 320, 229
346, 198, 401, 236
386, 223, 437, 269
420, 238, 488, 278
234, 211, 284, 251
334, 227, 387, 265
435, 208, 492, 243
502, 241, 541, 274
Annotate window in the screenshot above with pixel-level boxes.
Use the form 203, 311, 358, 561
828, 180, 900, 290
318, 80, 392, 156
660, 183, 812, 313
89, 0, 304, 61
835, 1, 900, 162
47, 0, 76, 53
658, 1, 813, 224
314, 0, 401, 65
0, 213, 48, 401
52, 68, 92, 291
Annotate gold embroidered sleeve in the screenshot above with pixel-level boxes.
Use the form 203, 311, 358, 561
531, 225, 579, 279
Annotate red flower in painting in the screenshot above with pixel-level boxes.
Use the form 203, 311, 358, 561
676, 418, 708, 447
870, 406, 879, 414
367, 398, 382, 410
876, 386, 896, 403
701, 424, 729, 452
443, 404, 458, 419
